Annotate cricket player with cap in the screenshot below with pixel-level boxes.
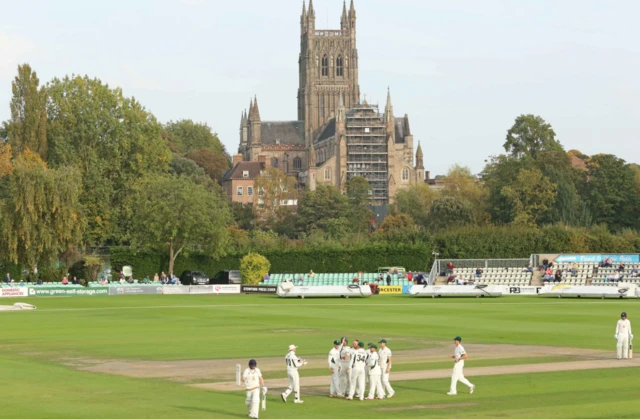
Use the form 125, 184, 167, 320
328, 340, 341, 397
242, 359, 265, 419
448, 336, 475, 396
378, 339, 395, 398
347, 341, 368, 401
615, 312, 633, 359
282, 344, 306, 403
337, 337, 352, 397
366, 343, 385, 400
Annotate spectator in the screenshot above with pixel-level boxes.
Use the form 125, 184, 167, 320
264, 273, 271, 282
386, 273, 391, 286
19, 280, 25, 287
554, 270, 563, 283
447, 274, 456, 284
36, 278, 43, 285
525, 262, 533, 273
414, 272, 425, 285
127, 276, 134, 284
61, 277, 69, 285
142, 276, 151, 284
618, 263, 625, 273
407, 271, 413, 282
377, 273, 383, 282
393, 268, 399, 275
298, 275, 304, 285
446, 262, 455, 275
475, 268, 483, 278
72, 276, 79, 285
543, 268, 554, 282
602, 258, 613, 268
120, 277, 127, 285
607, 273, 621, 283
542, 258, 549, 270
308, 270, 315, 278
3, 273, 10, 284
161, 272, 167, 282
352, 277, 359, 284
119, 271, 125, 281
571, 263, 579, 276
630, 268, 639, 278
154, 273, 160, 282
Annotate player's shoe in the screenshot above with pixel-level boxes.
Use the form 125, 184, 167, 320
294, 399, 304, 404
387, 392, 395, 398
447, 392, 457, 396
470, 385, 475, 394
365, 398, 374, 400
281, 393, 287, 403
346, 397, 353, 400
376, 397, 385, 400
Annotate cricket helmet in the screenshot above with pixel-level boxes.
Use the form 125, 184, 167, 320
621, 312, 627, 318
249, 359, 257, 367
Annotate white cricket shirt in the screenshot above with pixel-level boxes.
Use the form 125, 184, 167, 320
453, 344, 466, 361
379, 347, 392, 369
616, 319, 632, 337
350, 348, 369, 370
285, 351, 303, 371
243, 367, 262, 390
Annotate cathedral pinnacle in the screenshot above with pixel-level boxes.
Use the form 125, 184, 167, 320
308, 0, 315, 19
341, 1, 348, 27
349, 0, 356, 18
301, 0, 306, 23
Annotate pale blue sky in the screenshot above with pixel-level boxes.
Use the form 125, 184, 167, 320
1, 0, 639, 175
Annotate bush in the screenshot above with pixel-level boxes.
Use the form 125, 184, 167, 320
240, 253, 271, 285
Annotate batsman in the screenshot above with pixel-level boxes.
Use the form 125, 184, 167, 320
615, 312, 633, 360
242, 359, 265, 419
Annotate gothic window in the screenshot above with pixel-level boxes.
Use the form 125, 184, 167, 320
402, 168, 409, 181
322, 55, 329, 76
325, 168, 332, 180
293, 157, 302, 169
336, 55, 344, 76
271, 157, 279, 168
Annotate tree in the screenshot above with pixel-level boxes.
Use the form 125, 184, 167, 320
345, 176, 373, 206
442, 165, 489, 223
83, 256, 103, 283
296, 184, 351, 234
239, 253, 271, 285
394, 183, 439, 228
581, 155, 640, 230
503, 114, 562, 160
185, 148, 230, 184
377, 213, 419, 238
0, 150, 84, 270
164, 120, 228, 157
0, 143, 13, 178
427, 196, 476, 231
254, 166, 298, 220
481, 155, 533, 224
46, 75, 172, 244
131, 175, 231, 275
6, 64, 48, 159
501, 168, 557, 227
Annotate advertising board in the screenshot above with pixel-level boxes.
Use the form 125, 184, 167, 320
378, 286, 403, 295
162, 286, 190, 295
555, 254, 639, 263
0, 288, 29, 297
109, 286, 164, 295
211, 284, 241, 294
28, 287, 109, 296
242, 285, 278, 294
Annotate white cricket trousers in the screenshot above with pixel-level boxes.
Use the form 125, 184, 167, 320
381, 370, 394, 395
330, 365, 340, 395
338, 363, 350, 396
450, 360, 473, 394
367, 372, 384, 399
348, 368, 366, 400
617, 335, 630, 359
283, 369, 301, 400
245, 388, 260, 418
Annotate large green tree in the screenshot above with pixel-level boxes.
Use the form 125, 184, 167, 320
581, 154, 640, 230
6, 64, 48, 159
427, 196, 476, 231
394, 183, 439, 228
46, 75, 172, 244
297, 184, 354, 236
501, 168, 557, 227
0, 150, 84, 270
254, 166, 298, 220
131, 175, 232, 275
442, 165, 489, 223
503, 114, 562, 160
185, 148, 230, 184
164, 120, 228, 157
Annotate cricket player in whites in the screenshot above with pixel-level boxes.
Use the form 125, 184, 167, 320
378, 339, 395, 398
366, 343, 385, 400
337, 337, 352, 397
242, 359, 265, 419
347, 342, 368, 401
448, 336, 475, 396
328, 340, 341, 397
282, 344, 306, 403
616, 312, 633, 360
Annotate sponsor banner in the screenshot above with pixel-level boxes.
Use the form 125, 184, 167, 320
277, 285, 372, 298
378, 286, 403, 295
555, 254, 639, 263
410, 285, 503, 297
162, 286, 190, 295
0, 287, 29, 297
109, 286, 164, 295
539, 284, 640, 298
210, 284, 241, 294
28, 287, 109, 297
242, 285, 278, 294
503, 286, 542, 295
402, 285, 412, 294
189, 285, 214, 294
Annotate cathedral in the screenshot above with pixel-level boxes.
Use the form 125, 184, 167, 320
237, 0, 425, 205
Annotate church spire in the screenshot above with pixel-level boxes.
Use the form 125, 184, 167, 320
341, 1, 348, 29
416, 141, 424, 169
337, 93, 346, 123
349, 0, 356, 18
251, 95, 261, 121
308, 0, 315, 19
248, 98, 254, 121
385, 87, 394, 126
301, 0, 307, 25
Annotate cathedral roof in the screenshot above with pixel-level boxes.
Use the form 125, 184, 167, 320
260, 121, 305, 146
316, 118, 336, 143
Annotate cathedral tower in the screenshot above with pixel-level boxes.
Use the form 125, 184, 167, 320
298, 0, 360, 146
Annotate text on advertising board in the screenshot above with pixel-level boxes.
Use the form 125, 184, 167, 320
378, 286, 403, 295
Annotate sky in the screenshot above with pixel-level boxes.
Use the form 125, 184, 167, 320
1, 0, 639, 175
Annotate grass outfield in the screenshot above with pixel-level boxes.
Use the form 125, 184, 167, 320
1, 295, 639, 418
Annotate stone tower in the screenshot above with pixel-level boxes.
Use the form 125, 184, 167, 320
298, 0, 360, 147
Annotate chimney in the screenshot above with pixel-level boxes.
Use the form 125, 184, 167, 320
232, 154, 243, 165
425, 171, 431, 180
